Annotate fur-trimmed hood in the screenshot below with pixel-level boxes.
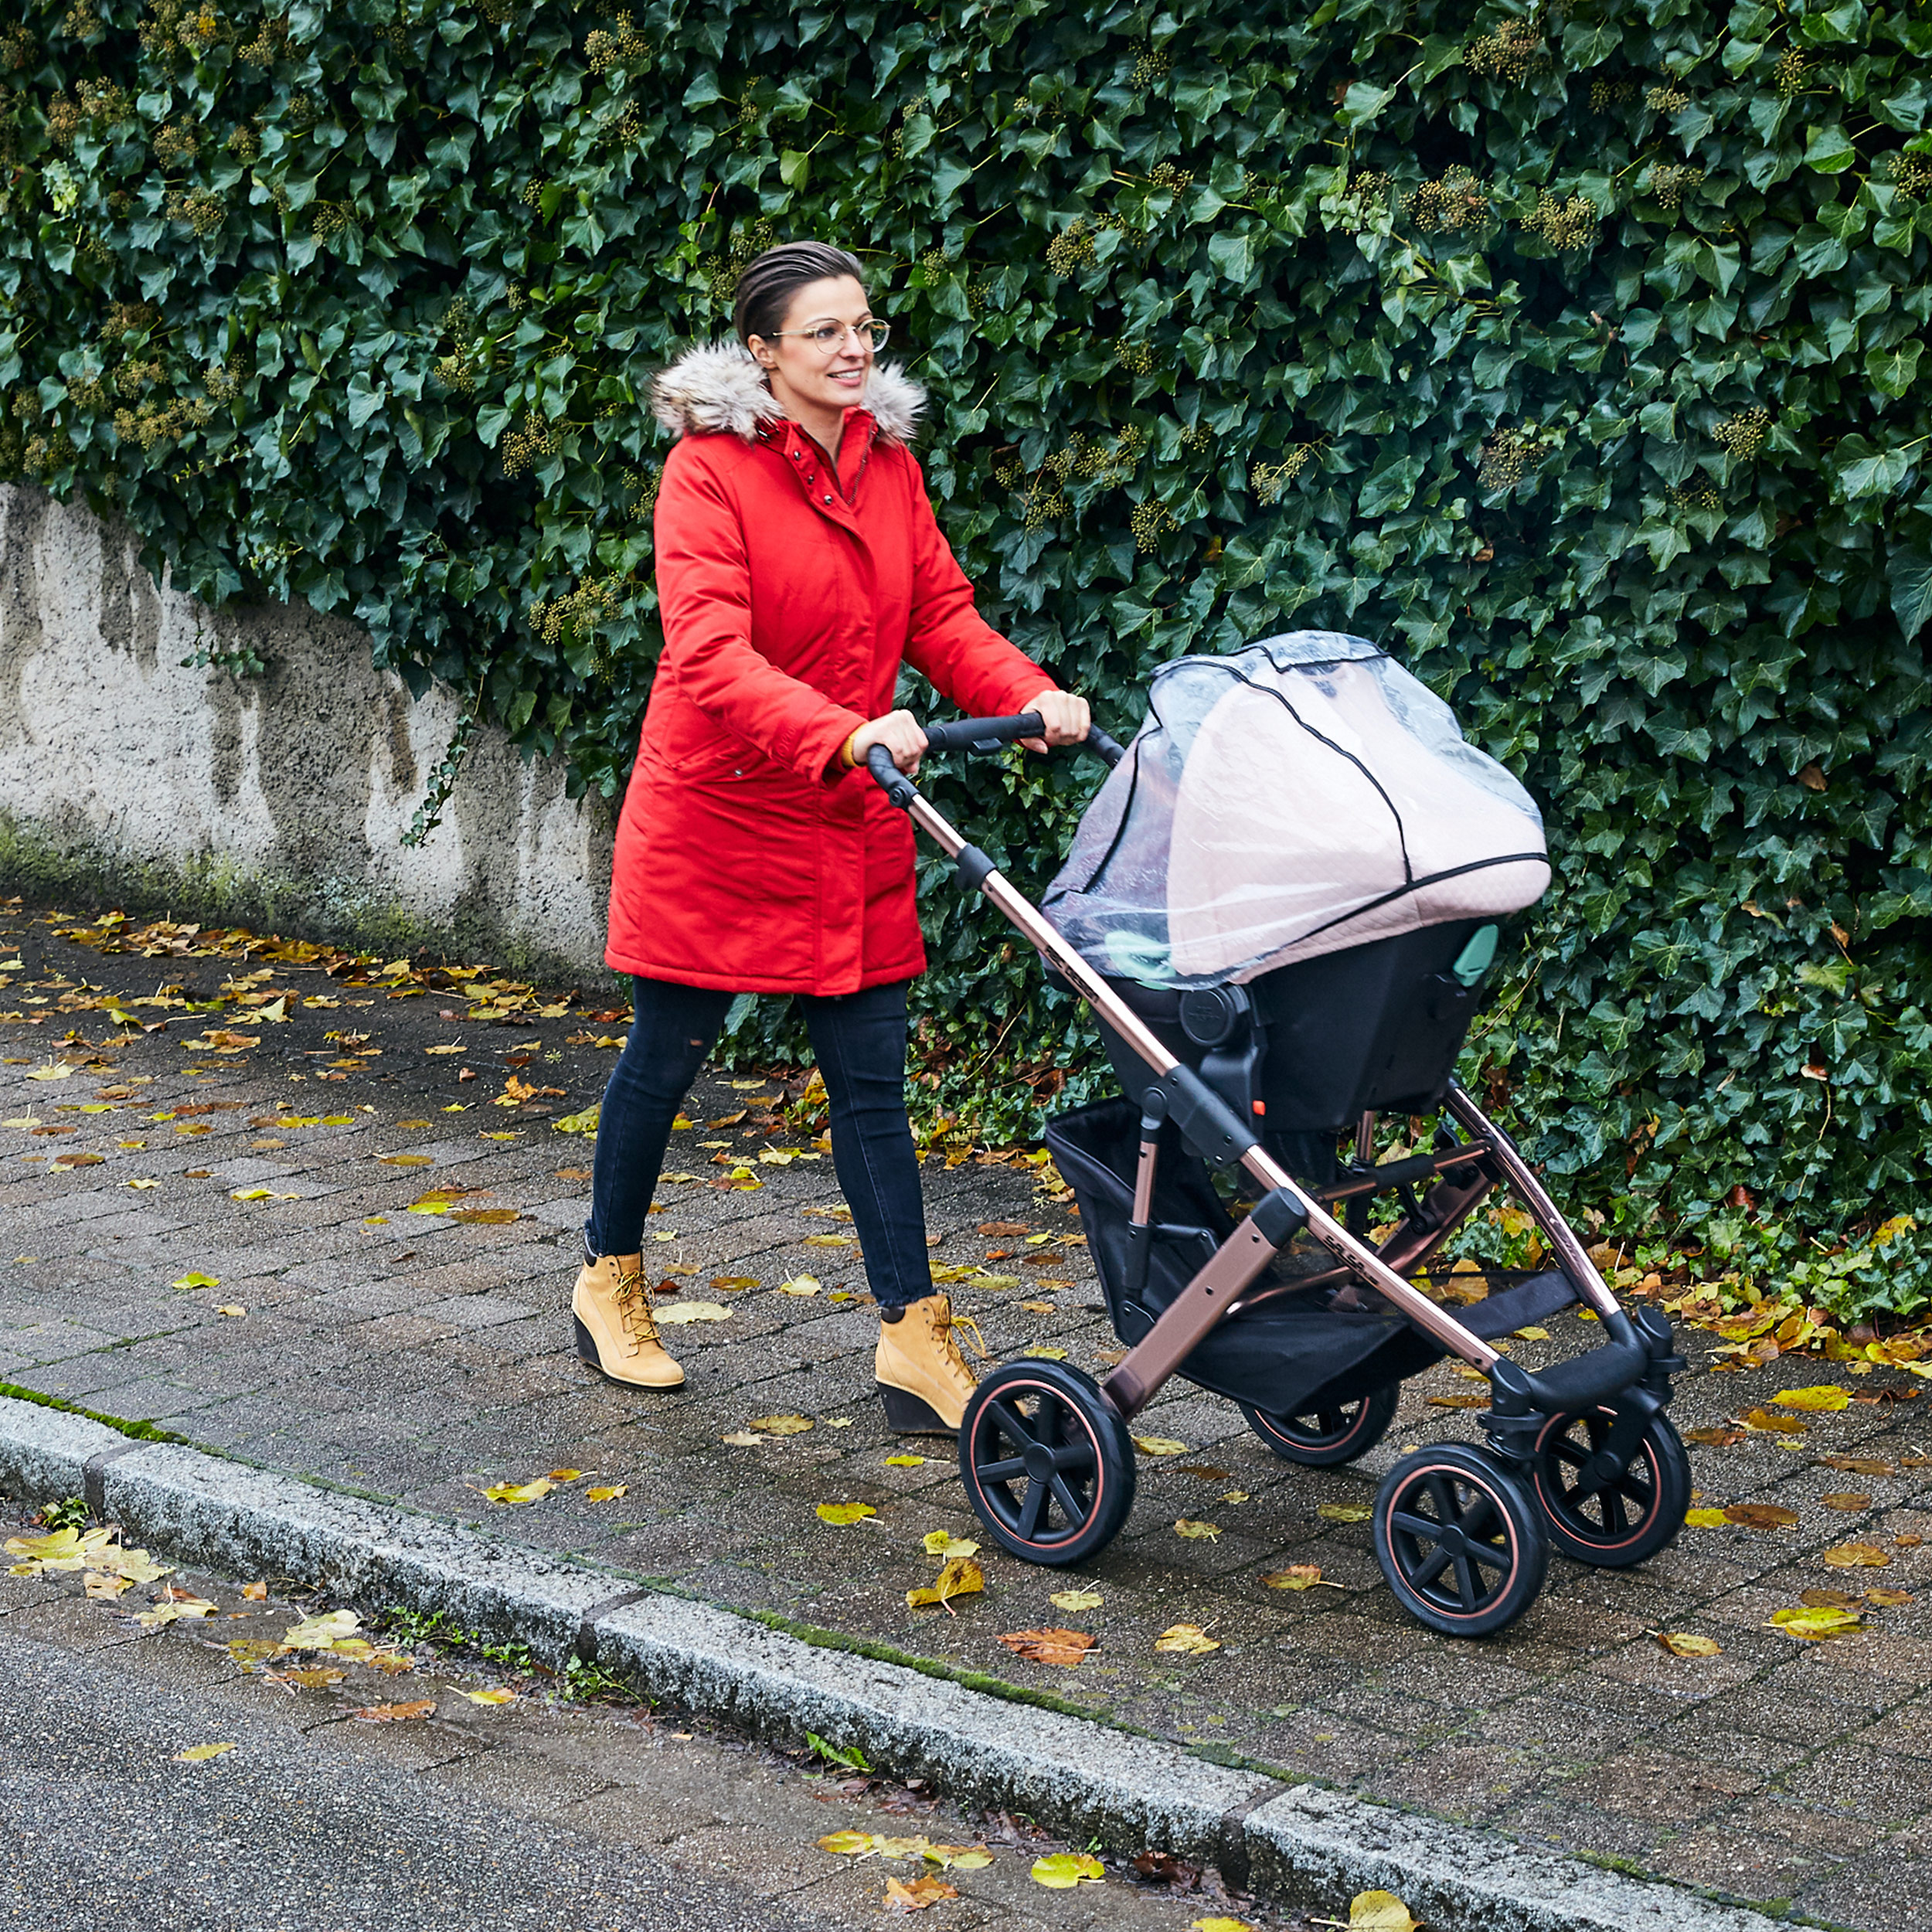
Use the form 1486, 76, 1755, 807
649, 341, 925, 444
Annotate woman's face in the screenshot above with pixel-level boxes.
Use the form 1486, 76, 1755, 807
747, 274, 875, 419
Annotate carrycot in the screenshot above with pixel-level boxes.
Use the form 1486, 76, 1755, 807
1042, 632, 1551, 1150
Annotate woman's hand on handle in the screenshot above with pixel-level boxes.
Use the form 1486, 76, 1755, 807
845, 709, 929, 777
1019, 689, 1090, 753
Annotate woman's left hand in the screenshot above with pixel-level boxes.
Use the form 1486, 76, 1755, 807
1019, 688, 1091, 753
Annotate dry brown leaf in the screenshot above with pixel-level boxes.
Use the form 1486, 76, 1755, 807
1819, 1492, 1872, 1512
1683, 1426, 1746, 1447
995, 1628, 1096, 1668
1724, 1502, 1800, 1529
884, 1874, 958, 1912
352, 1699, 436, 1722
1740, 1407, 1805, 1435
1261, 1565, 1343, 1592
1821, 1455, 1894, 1476
1822, 1542, 1893, 1569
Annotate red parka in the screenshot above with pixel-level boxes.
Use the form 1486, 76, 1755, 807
606, 345, 1054, 995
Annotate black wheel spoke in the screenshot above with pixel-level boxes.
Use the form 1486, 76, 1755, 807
1017, 1478, 1048, 1540
1453, 1553, 1480, 1611
1409, 1543, 1453, 1590
1048, 1474, 1087, 1525
1464, 1538, 1510, 1573
1600, 1485, 1630, 1535
1049, 1440, 1097, 1474
987, 1400, 1036, 1451
976, 1454, 1028, 1484
1457, 1490, 1498, 1541
1423, 1474, 1460, 1526
1036, 1397, 1065, 1452
1389, 1509, 1439, 1543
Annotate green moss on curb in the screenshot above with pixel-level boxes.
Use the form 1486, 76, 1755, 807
0, 1380, 185, 1444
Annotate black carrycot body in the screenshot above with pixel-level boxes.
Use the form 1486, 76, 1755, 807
1088, 917, 1492, 1185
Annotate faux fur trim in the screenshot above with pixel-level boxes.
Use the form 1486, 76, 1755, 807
650, 342, 925, 444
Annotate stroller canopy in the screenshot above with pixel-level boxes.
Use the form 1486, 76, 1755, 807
1043, 633, 1550, 987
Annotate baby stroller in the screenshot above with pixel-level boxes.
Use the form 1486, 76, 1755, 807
867, 633, 1688, 1638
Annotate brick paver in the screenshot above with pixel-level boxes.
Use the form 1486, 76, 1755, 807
2, 898, 1928, 1924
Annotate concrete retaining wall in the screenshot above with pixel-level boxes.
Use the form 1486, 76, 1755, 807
0, 482, 616, 978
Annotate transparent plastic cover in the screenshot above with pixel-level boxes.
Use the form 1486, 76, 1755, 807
1043, 632, 1549, 987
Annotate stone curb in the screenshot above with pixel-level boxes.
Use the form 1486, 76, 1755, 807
0, 1396, 1793, 1932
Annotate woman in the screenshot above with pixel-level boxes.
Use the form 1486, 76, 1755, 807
573, 240, 1090, 1433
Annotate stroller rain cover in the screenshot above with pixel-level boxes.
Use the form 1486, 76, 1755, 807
1043, 632, 1550, 988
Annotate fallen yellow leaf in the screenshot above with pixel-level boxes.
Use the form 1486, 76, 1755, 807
478, 1478, 553, 1505
173, 1742, 236, 1763
1654, 1631, 1723, 1658
1049, 1587, 1103, 1611
1153, 1623, 1220, 1655
1030, 1852, 1104, 1889
1174, 1518, 1219, 1540
884, 1454, 927, 1468
1772, 1385, 1852, 1412
462, 1688, 517, 1706
750, 1413, 813, 1435
1684, 1507, 1731, 1528
817, 1502, 876, 1526
907, 1556, 985, 1610
655, 1301, 730, 1325
1350, 1890, 1422, 1932
585, 1485, 628, 1502
169, 1271, 219, 1291
777, 1274, 821, 1296
281, 1609, 361, 1651
1318, 1502, 1373, 1523
546, 1468, 586, 1482
1132, 1435, 1187, 1456
1769, 1604, 1865, 1640
922, 1532, 980, 1559
818, 1830, 875, 1856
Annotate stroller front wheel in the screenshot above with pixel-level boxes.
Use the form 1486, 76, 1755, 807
959, 1359, 1137, 1567
1373, 1443, 1548, 1638
1241, 1382, 1400, 1468
1529, 1405, 1692, 1568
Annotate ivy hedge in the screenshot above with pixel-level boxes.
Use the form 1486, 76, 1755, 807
3, 0, 1930, 1315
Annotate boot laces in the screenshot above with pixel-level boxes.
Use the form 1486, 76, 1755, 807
610, 1263, 661, 1352
929, 1298, 988, 1367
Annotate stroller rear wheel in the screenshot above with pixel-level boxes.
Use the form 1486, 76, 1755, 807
1530, 1405, 1691, 1568
1241, 1382, 1400, 1468
960, 1360, 1136, 1567
1373, 1444, 1547, 1638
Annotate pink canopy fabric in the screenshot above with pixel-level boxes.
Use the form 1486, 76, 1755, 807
1043, 632, 1549, 986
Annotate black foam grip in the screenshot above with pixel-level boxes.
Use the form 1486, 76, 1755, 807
1085, 725, 1128, 767
921, 713, 1044, 754
865, 743, 917, 809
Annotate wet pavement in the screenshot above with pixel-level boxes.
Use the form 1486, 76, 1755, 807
2, 896, 1929, 1928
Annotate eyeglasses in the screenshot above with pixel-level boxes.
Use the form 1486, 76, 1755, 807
768, 318, 889, 355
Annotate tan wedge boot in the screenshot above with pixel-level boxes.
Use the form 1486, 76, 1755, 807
876, 1291, 978, 1433
572, 1253, 685, 1389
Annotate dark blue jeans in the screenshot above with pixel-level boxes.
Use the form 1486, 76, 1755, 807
586, 976, 934, 1311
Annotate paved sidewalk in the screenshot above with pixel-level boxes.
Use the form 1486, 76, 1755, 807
2, 900, 1929, 1929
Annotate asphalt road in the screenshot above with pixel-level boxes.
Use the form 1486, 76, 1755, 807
0, 1628, 830, 1932
0, 1535, 1270, 1932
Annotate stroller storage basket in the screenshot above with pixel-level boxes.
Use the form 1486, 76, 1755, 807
1094, 919, 1492, 1141
1046, 1097, 1440, 1414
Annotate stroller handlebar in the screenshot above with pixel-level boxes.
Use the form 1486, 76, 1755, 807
864, 716, 1127, 800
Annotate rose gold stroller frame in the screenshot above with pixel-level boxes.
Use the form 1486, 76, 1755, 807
866, 719, 1663, 1432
